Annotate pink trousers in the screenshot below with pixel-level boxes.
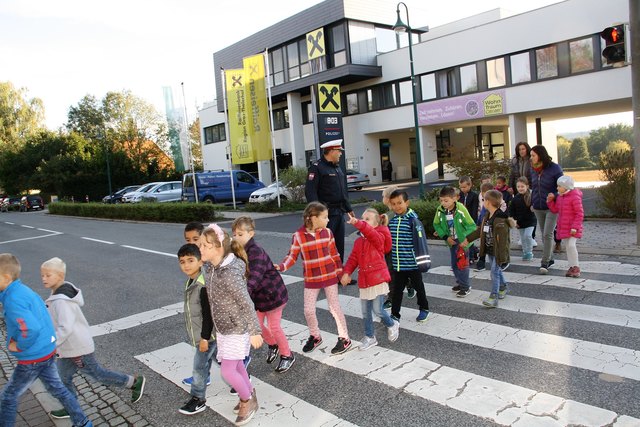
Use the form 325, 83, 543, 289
256, 304, 291, 357
303, 284, 349, 339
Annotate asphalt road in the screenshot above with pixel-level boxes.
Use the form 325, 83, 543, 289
1, 209, 638, 427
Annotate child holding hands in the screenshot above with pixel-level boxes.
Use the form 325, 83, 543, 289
341, 209, 400, 350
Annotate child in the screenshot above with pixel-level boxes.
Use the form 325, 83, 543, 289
547, 175, 584, 278
199, 224, 263, 426
232, 217, 294, 373
462, 190, 514, 308
41, 257, 145, 420
387, 191, 430, 321
275, 202, 352, 355
495, 175, 513, 205
509, 177, 537, 261
0, 254, 93, 427
475, 182, 509, 271
458, 176, 479, 263
340, 209, 400, 350
185, 221, 204, 244
433, 186, 477, 298
176, 244, 216, 415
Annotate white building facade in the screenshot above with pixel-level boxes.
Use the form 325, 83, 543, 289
199, 0, 631, 185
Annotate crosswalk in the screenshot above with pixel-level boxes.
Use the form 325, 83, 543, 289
122, 260, 640, 426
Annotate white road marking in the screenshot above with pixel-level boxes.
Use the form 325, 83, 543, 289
318, 295, 640, 382
425, 281, 640, 329
81, 237, 115, 244
90, 302, 183, 337
4, 222, 15, 225
37, 228, 59, 233
429, 266, 640, 297
120, 245, 177, 257
0, 232, 63, 245
136, 342, 355, 427
20, 225, 35, 229
508, 258, 640, 276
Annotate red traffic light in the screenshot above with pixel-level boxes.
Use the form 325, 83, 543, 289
601, 25, 626, 64
601, 25, 625, 44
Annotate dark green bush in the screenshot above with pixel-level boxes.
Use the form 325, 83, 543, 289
369, 198, 440, 238
446, 158, 511, 190
598, 149, 635, 217
48, 202, 221, 223
242, 200, 306, 213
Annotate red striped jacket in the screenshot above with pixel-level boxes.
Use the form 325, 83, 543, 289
278, 225, 343, 289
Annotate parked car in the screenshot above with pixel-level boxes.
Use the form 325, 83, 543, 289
248, 181, 292, 203
121, 182, 163, 203
102, 185, 141, 204
181, 170, 265, 203
3, 197, 21, 211
139, 181, 182, 203
346, 170, 370, 190
20, 195, 44, 212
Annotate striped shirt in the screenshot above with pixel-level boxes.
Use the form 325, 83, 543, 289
278, 225, 343, 289
389, 208, 418, 271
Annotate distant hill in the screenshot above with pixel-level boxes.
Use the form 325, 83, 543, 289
558, 131, 589, 140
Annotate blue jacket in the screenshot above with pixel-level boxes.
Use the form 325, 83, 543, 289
388, 208, 418, 271
530, 162, 563, 210
0, 279, 56, 363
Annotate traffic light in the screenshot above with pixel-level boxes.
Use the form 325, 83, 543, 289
601, 25, 626, 65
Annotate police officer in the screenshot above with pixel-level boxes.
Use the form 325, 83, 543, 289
305, 139, 354, 262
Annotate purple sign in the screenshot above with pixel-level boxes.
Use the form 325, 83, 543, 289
417, 89, 507, 126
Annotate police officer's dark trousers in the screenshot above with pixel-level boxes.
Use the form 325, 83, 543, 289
327, 207, 345, 262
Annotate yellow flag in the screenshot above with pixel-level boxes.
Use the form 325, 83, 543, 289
243, 54, 272, 161
225, 69, 255, 164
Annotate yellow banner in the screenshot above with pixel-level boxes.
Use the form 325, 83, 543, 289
318, 83, 341, 112
243, 54, 272, 161
225, 69, 255, 164
306, 28, 325, 60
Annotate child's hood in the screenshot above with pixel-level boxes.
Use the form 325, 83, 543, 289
46, 281, 84, 307
560, 188, 583, 199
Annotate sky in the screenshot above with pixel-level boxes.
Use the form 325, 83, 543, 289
0, 0, 632, 133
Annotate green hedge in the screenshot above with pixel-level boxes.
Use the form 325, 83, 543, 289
370, 198, 441, 238
48, 202, 222, 223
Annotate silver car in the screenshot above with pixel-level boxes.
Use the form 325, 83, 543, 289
346, 170, 370, 190
121, 182, 163, 203
139, 181, 183, 203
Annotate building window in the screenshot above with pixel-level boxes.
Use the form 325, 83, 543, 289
272, 108, 289, 130
287, 42, 300, 81
536, 46, 558, 79
375, 27, 397, 53
437, 69, 458, 98
420, 73, 436, 100
510, 52, 531, 84
298, 39, 310, 77
569, 37, 594, 73
345, 93, 359, 115
204, 124, 226, 145
486, 57, 506, 88
460, 64, 477, 93
383, 83, 396, 107
399, 80, 413, 104
302, 102, 313, 124
331, 24, 347, 67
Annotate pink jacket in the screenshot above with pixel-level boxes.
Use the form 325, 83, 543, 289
343, 220, 391, 289
548, 189, 584, 239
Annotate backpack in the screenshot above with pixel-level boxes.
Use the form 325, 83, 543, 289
410, 215, 431, 273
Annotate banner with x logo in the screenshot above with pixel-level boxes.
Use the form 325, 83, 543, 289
318, 83, 341, 113
306, 28, 325, 60
243, 53, 272, 162
225, 69, 256, 164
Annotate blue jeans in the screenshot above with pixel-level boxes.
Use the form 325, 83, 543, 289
191, 340, 218, 399
518, 226, 534, 256
487, 254, 507, 296
0, 355, 92, 427
361, 295, 395, 338
57, 353, 131, 398
449, 243, 470, 290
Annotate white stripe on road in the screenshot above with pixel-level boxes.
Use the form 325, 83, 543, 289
90, 302, 183, 337
424, 278, 640, 329
120, 245, 177, 257
37, 228, 60, 233
429, 265, 640, 297
280, 319, 639, 427
318, 295, 640, 382
508, 258, 640, 277
0, 232, 63, 245
4, 222, 15, 225
20, 225, 35, 229
81, 237, 115, 244
135, 342, 356, 427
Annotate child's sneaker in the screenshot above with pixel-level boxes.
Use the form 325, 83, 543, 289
498, 286, 508, 299
406, 288, 416, 299
522, 252, 533, 261
387, 320, 400, 342
235, 389, 258, 425
49, 409, 70, 419
359, 336, 378, 351
182, 375, 211, 386
302, 335, 322, 353
456, 289, 471, 298
275, 354, 295, 373
266, 344, 279, 364
331, 337, 352, 355
482, 294, 499, 308
474, 259, 486, 271
383, 300, 392, 310
451, 285, 461, 292
131, 375, 146, 403
416, 310, 429, 322
539, 259, 555, 274
179, 396, 207, 415
500, 262, 510, 271
566, 266, 581, 278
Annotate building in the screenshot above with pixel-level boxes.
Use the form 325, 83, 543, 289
199, 0, 631, 185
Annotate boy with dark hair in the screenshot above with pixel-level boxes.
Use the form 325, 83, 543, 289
458, 176, 479, 263
184, 222, 205, 244
387, 190, 430, 322
462, 190, 513, 308
0, 253, 93, 427
433, 186, 477, 298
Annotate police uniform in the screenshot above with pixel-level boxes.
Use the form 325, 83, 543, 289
305, 140, 353, 261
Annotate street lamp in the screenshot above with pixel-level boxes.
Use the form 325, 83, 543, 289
99, 125, 113, 203
393, 2, 424, 198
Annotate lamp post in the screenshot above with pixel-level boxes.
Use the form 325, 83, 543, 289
100, 125, 113, 203
393, 2, 424, 198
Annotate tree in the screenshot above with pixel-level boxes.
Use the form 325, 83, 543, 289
605, 140, 631, 153
0, 81, 45, 148
188, 117, 203, 171
556, 136, 571, 166
565, 137, 594, 168
587, 123, 633, 162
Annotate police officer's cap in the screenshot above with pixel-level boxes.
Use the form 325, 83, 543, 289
320, 139, 344, 150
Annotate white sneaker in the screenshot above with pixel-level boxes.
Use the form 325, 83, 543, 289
359, 336, 378, 351
387, 320, 400, 342
532, 239, 538, 247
